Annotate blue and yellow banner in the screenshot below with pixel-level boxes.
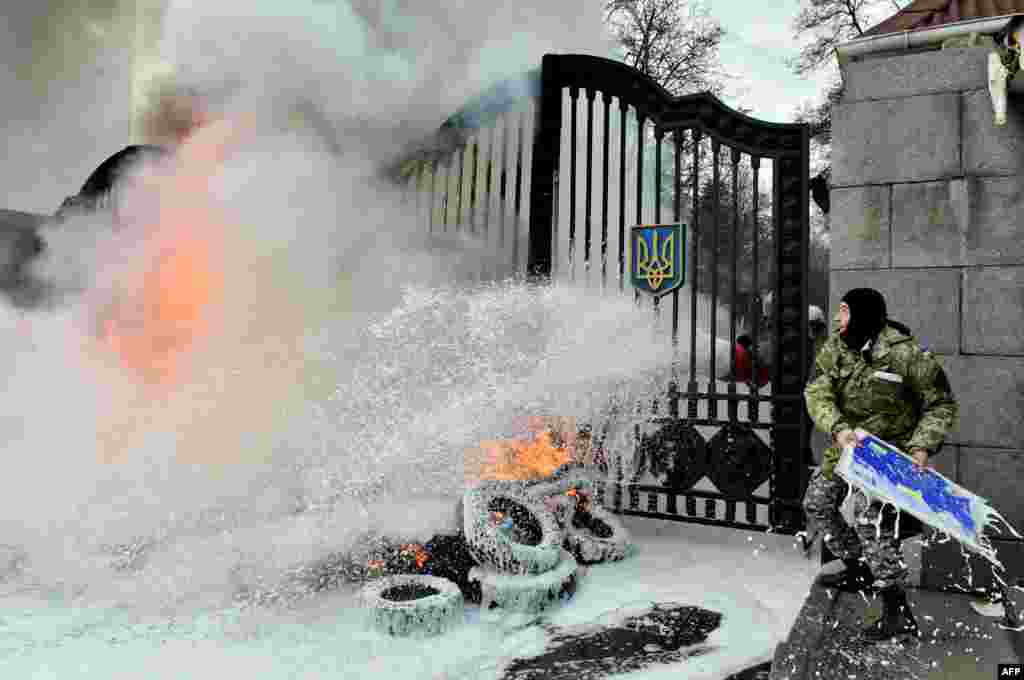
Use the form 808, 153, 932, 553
630, 223, 686, 297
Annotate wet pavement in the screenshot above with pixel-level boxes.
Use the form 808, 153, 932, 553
499, 602, 722, 680
771, 581, 1023, 680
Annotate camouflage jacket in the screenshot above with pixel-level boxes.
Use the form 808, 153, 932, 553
804, 324, 958, 478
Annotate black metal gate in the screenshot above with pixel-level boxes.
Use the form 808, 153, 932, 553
397, 54, 811, 535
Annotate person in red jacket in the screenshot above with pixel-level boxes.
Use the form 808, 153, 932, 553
730, 334, 770, 388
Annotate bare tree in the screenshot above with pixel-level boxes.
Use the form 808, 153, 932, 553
605, 0, 726, 96
790, 0, 881, 77
789, 1, 909, 188
786, 1, 906, 308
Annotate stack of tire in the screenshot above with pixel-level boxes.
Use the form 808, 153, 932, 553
462, 465, 633, 620
359, 465, 632, 636
360, 573, 465, 638
524, 465, 634, 566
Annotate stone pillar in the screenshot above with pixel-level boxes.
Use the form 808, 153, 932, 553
832, 45, 1024, 590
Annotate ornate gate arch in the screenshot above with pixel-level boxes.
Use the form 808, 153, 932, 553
398, 54, 811, 534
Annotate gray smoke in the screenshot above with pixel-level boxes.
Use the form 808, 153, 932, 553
0, 0, 623, 612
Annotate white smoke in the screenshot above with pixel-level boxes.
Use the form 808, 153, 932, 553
0, 1, 630, 611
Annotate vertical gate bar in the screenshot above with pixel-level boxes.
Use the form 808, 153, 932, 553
585, 88, 596, 279
456, 143, 465, 233
763, 128, 814, 531
415, 161, 422, 229
618, 100, 628, 293
750, 156, 761, 424
601, 93, 611, 291
614, 425, 626, 511
527, 55, 560, 280
770, 157, 781, 528
512, 105, 528, 274
514, 105, 527, 273
530, 97, 554, 280
635, 112, 645, 306
569, 86, 579, 280
500, 114, 510, 252
800, 128, 812, 506
688, 129, 702, 420
428, 160, 436, 234
483, 125, 493, 245
443, 155, 451, 232
652, 128, 663, 318
728, 147, 741, 422
654, 129, 662, 219
667, 379, 680, 417
709, 138, 721, 420
772, 162, 782, 390
470, 138, 480, 236
672, 131, 681, 355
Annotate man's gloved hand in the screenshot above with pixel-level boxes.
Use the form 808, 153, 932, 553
833, 428, 857, 450
823, 428, 868, 480
910, 448, 932, 471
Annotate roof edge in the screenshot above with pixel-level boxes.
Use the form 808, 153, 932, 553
836, 13, 1024, 67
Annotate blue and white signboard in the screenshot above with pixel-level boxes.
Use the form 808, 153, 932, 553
835, 433, 1020, 567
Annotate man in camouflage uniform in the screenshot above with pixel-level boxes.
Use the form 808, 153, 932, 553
803, 288, 958, 643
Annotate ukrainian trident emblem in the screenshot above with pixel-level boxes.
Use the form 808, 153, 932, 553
630, 223, 686, 296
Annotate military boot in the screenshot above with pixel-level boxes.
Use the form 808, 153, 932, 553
861, 586, 919, 644
818, 558, 874, 593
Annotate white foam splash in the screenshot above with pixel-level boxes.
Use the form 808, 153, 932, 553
836, 441, 1022, 571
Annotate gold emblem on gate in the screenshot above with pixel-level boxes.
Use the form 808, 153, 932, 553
630, 223, 686, 296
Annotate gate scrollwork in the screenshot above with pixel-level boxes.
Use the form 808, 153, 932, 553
707, 423, 772, 500
633, 420, 707, 491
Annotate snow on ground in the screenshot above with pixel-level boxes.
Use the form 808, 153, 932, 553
0, 517, 816, 680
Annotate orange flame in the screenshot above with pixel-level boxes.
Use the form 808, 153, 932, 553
91, 114, 248, 393
469, 427, 574, 484
98, 234, 221, 388
86, 111, 277, 464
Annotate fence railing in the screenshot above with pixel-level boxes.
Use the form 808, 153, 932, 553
395, 53, 810, 534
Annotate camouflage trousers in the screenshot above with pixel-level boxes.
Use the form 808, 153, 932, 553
802, 469, 908, 589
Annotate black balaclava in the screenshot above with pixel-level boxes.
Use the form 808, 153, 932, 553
840, 288, 887, 353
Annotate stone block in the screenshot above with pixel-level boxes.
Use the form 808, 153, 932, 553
963, 266, 1024, 355
921, 538, 1024, 592
965, 175, 1024, 265
891, 180, 968, 267
941, 356, 1024, 449
842, 47, 989, 103
960, 447, 1024, 533
963, 88, 1024, 176
833, 93, 960, 185
930, 444, 959, 483
829, 269, 960, 355
829, 185, 890, 268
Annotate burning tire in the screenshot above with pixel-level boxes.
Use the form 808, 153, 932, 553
564, 503, 633, 565
361, 574, 464, 637
469, 548, 581, 621
525, 474, 596, 528
463, 486, 563, 575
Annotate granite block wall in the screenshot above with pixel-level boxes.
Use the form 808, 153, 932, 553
832, 45, 1024, 589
